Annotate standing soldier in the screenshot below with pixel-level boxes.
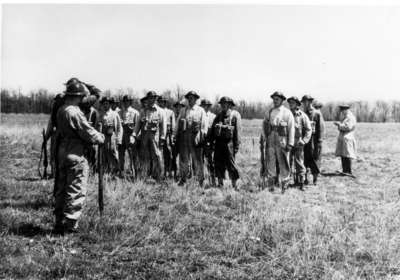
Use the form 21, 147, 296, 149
133, 91, 166, 181
158, 96, 176, 178
174, 91, 207, 187
111, 97, 121, 113
287, 97, 312, 190
261, 91, 295, 192
301, 95, 325, 185
210, 97, 241, 189
53, 80, 104, 234
334, 104, 357, 175
99, 96, 123, 175
200, 99, 216, 186
118, 95, 140, 177
171, 100, 186, 180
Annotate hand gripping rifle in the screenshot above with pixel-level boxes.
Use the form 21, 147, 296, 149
97, 122, 104, 216
38, 128, 49, 179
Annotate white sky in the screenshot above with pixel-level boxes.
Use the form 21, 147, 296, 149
2, 4, 400, 102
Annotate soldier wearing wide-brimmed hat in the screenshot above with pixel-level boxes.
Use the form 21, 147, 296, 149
133, 91, 166, 181
210, 96, 241, 189
301, 94, 325, 185
260, 91, 295, 192
53, 80, 105, 234
99, 95, 123, 175
118, 94, 140, 177
174, 91, 207, 186
287, 96, 312, 190
334, 104, 356, 175
157, 96, 176, 178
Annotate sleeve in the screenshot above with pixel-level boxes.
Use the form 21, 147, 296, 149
133, 111, 143, 137
233, 112, 242, 151
200, 108, 208, 135
287, 111, 295, 147
339, 115, 356, 132
159, 109, 167, 140
70, 111, 104, 145
115, 113, 123, 145
302, 114, 312, 144
173, 108, 184, 138
316, 112, 325, 142
209, 114, 219, 144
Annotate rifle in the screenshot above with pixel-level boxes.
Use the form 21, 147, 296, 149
38, 128, 49, 179
98, 122, 104, 216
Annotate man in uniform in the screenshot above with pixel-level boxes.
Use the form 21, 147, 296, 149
54, 80, 104, 234
200, 99, 216, 186
174, 91, 207, 186
133, 91, 166, 181
261, 91, 295, 192
99, 96, 123, 175
171, 100, 186, 180
301, 95, 325, 185
158, 96, 176, 178
210, 97, 241, 189
118, 95, 140, 177
287, 97, 312, 190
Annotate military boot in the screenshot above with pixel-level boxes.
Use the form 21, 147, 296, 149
304, 173, 309, 185
312, 174, 318, 185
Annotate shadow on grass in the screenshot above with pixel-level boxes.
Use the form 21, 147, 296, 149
14, 176, 46, 182
7, 223, 51, 237
0, 199, 52, 210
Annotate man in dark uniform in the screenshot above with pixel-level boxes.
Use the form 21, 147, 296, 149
210, 96, 241, 189
301, 95, 325, 185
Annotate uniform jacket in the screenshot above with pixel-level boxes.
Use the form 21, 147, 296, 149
304, 107, 325, 143
100, 109, 123, 145
174, 104, 207, 137
211, 109, 242, 152
335, 110, 357, 159
56, 105, 104, 157
134, 104, 167, 141
261, 105, 295, 147
205, 111, 216, 140
291, 109, 312, 146
119, 106, 139, 130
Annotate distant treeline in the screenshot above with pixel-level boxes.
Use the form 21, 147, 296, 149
2, 88, 400, 122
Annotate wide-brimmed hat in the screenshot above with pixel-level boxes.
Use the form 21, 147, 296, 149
301, 94, 314, 102
338, 104, 351, 110
173, 100, 186, 107
270, 91, 286, 100
100, 96, 112, 104
218, 96, 235, 106
142, 91, 159, 101
64, 77, 81, 86
313, 100, 323, 109
200, 99, 212, 106
184, 91, 200, 99
122, 95, 133, 102
287, 96, 301, 106
64, 82, 87, 96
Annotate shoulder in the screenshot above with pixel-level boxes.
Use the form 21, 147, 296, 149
232, 110, 241, 118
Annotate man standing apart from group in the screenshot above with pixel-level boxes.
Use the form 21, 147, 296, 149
174, 91, 207, 187
210, 97, 241, 189
261, 92, 295, 192
287, 97, 312, 190
200, 99, 216, 186
133, 91, 166, 181
301, 95, 325, 185
334, 104, 357, 175
118, 95, 139, 177
99, 97, 123, 175
54, 80, 104, 234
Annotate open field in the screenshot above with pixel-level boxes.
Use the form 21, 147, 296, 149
1, 113, 400, 279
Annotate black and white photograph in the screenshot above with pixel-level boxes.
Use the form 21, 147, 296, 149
1, 2, 400, 279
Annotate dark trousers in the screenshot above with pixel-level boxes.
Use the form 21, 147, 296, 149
341, 157, 352, 174
214, 141, 239, 180
304, 138, 321, 175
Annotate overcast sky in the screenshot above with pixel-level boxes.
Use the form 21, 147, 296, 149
2, 4, 400, 102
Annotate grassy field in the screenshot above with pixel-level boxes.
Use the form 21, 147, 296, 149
1, 113, 400, 279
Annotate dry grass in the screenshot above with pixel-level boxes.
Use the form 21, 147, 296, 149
1, 114, 400, 279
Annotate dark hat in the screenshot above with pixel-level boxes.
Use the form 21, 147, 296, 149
301, 95, 314, 102
173, 100, 186, 107
81, 95, 97, 107
338, 104, 351, 110
54, 93, 64, 100
200, 99, 212, 106
218, 96, 235, 106
64, 82, 88, 96
64, 77, 81, 85
86, 84, 101, 96
142, 91, 159, 101
184, 91, 200, 99
270, 91, 286, 100
100, 96, 112, 104
122, 95, 133, 102
313, 100, 323, 109
109, 97, 118, 104
287, 96, 301, 106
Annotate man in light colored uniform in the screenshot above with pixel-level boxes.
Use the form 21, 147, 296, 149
54, 80, 104, 234
174, 91, 207, 186
118, 95, 140, 177
261, 91, 295, 192
287, 96, 312, 190
99, 96, 123, 175
133, 91, 166, 181
200, 99, 216, 186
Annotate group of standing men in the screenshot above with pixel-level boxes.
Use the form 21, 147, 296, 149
46, 77, 356, 234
